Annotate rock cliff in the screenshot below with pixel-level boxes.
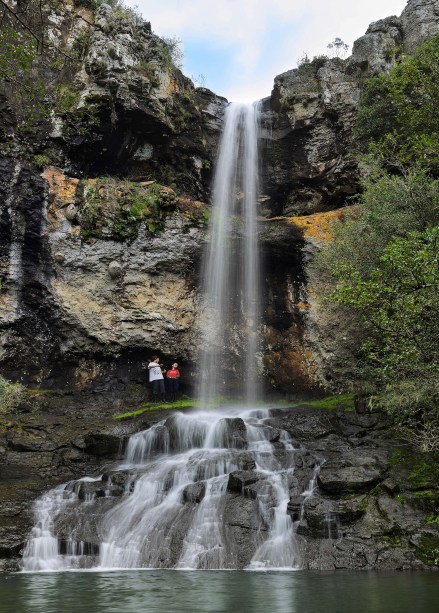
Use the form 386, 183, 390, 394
2, 0, 439, 399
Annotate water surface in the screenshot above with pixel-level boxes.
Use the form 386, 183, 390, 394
1, 570, 438, 613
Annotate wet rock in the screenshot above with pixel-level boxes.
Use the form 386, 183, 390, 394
221, 418, 248, 449
227, 470, 260, 493
381, 478, 401, 496
287, 495, 304, 522
317, 465, 382, 494
270, 408, 335, 441
182, 482, 206, 504
335, 496, 367, 524
7, 431, 63, 453
58, 540, 99, 556
102, 470, 131, 488
223, 490, 266, 568
75, 481, 106, 501
239, 452, 256, 471
101, 470, 133, 495
72, 434, 122, 457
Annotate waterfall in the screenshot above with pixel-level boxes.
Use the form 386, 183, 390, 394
198, 102, 261, 403
22, 102, 322, 573
22, 407, 323, 571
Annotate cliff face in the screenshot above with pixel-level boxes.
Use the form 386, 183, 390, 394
263, 0, 439, 390
0, 1, 224, 399
2, 0, 439, 401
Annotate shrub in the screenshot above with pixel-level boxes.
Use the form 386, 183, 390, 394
0, 375, 25, 419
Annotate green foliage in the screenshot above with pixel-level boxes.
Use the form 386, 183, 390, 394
331, 229, 439, 397
0, 375, 25, 421
313, 164, 439, 282
417, 534, 439, 566
33, 154, 50, 169
297, 53, 329, 72
311, 162, 439, 449
80, 179, 178, 241
56, 85, 80, 113
70, 29, 92, 60
356, 33, 439, 170
61, 95, 103, 143
134, 60, 160, 86
159, 36, 184, 70
0, 26, 46, 130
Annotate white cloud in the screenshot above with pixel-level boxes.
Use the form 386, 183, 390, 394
127, 0, 409, 100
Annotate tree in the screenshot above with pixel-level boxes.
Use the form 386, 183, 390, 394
356, 33, 439, 172
330, 229, 439, 450
310, 162, 439, 450
327, 37, 349, 58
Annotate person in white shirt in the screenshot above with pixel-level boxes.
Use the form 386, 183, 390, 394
148, 356, 166, 403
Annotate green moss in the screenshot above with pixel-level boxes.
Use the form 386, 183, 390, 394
416, 533, 439, 566
80, 179, 178, 241
113, 399, 197, 420
56, 85, 80, 113
33, 154, 50, 169
389, 450, 439, 517
380, 534, 402, 548
134, 60, 160, 87
0, 376, 25, 416
295, 393, 355, 412
113, 396, 239, 420
26, 388, 53, 397
0, 376, 30, 431
185, 204, 210, 227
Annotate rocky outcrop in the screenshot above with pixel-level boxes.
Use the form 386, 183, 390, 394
264, 0, 439, 217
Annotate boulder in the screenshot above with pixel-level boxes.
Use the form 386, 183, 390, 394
317, 465, 381, 494
227, 470, 261, 493
182, 482, 206, 504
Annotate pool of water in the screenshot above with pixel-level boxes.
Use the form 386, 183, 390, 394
1, 570, 438, 613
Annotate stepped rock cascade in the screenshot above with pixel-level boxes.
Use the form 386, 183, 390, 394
22, 408, 322, 571
198, 102, 261, 403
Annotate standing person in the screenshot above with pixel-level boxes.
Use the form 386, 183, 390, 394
167, 362, 180, 402
148, 356, 166, 403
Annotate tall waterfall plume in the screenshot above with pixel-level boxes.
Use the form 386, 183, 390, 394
198, 102, 261, 404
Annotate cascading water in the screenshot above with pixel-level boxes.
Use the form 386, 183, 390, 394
198, 102, 261, 403
23, 408, 321, 571
22, 102, 323, 572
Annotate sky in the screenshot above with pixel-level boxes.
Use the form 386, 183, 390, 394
125, 0, 409, 102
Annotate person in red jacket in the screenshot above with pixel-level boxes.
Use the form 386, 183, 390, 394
167, 362, 180, 402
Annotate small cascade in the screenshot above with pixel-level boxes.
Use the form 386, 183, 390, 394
22, 408, 323, 571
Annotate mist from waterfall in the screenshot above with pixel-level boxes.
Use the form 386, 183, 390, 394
197, 102, 261, 404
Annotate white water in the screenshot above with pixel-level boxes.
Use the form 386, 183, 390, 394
198, 102, 261, 403
23, 407, 321, 571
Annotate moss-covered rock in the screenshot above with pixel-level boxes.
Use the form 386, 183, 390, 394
80, 177, 178, 240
